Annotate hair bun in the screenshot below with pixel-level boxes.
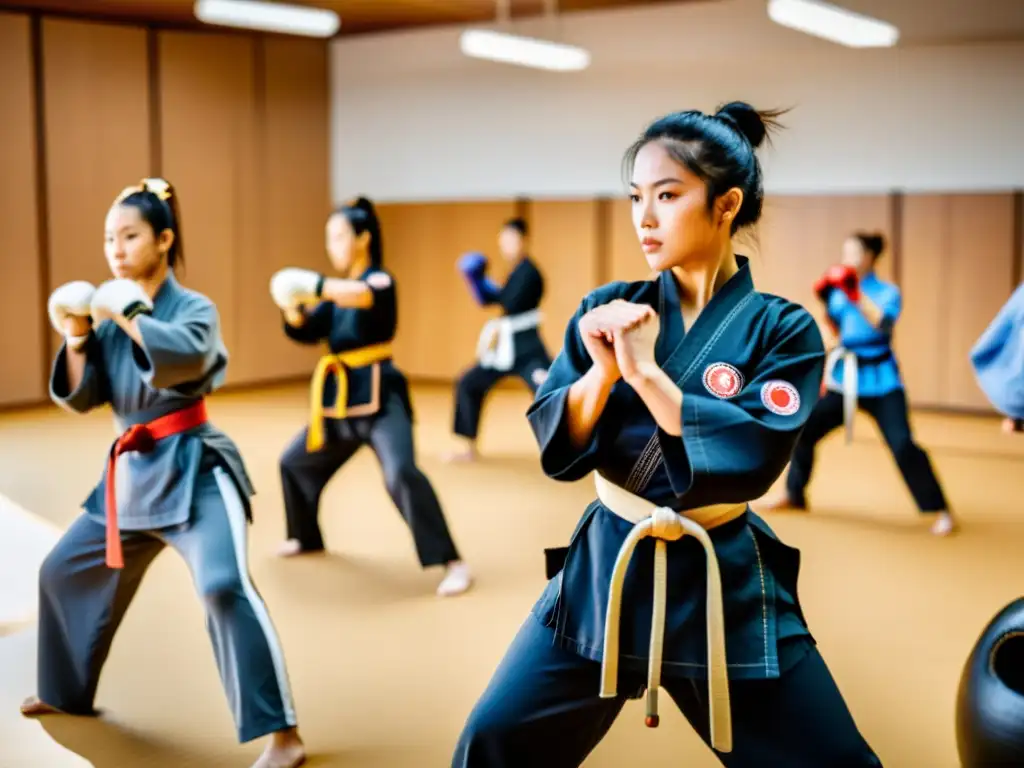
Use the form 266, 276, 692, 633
866, 233, 886, 254
714, 102, 767, 149
348, 196, 375, 215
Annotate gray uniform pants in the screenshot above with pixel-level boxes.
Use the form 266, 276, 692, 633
36, 466, 297, 743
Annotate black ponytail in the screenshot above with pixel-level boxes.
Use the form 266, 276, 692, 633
117, 177, 185, 272
336, 196, 383, 269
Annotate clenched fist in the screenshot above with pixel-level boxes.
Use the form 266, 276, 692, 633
578, 299, 660, 383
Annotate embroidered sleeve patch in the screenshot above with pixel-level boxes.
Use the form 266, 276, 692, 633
702, 363, 743, 399
366, 272, 392, 289
761, 380, 800, 416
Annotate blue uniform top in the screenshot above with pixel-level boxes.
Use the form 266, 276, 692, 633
971, 283, 1024, 419
527, 256, 825, 682
826, 272, 903, 398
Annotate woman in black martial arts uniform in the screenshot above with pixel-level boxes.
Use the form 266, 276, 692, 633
270, 197, 472, 597
446, 218, 552, 462
452, 104, 881, 766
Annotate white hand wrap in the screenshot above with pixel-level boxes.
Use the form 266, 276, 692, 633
91, 279, 153, 326
47, 281, 96, 350
270, 268, 324, 310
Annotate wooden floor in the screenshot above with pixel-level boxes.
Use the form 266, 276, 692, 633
1, 381, 1023, 767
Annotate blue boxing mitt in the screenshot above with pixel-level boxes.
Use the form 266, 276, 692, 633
458, 251, 500, 305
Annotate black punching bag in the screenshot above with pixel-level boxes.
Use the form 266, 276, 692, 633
956, 597, 1024, 766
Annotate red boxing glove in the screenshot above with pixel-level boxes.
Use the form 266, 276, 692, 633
815, 265, 860, 303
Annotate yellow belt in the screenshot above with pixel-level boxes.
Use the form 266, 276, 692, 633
595, 472, 747, 754
307, 342, 394, 452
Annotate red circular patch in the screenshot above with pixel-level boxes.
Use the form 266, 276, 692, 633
761, 380, 800, 416
702, 363, 743, 399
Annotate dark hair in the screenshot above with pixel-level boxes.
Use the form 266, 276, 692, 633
623, 102, 787, 234
117, 178, 184, 271
334, 196, 383, 269
502, 217, 528, 237
853, 231, 886, 260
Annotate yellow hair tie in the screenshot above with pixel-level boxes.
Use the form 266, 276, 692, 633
141, 177, 172, 201
115, 178, 172, 204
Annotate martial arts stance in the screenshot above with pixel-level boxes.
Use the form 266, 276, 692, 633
271, 197, 472, 597
21, 178, 305, 768
446, 218, 552, 462
971, 283, 1024, 434
454, 105, 880, 766
763, 233, 955, 536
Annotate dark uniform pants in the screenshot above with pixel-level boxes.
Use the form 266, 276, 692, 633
452, 613, 881, 767
37, 467, 297, 743
786, 390, 948, 512
280, 393, 461, 567
453, 354, 551, 440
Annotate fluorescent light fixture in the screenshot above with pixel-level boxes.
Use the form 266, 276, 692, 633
767, 0, 898, 48
194, 0, 340, 38
459, 29, 590, 72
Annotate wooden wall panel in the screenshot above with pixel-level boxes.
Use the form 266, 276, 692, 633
900, 194, 1015, 410
378, 203, 449, 379
526, 200, 601, 358
239, 36, 331, 384
158, 31, 257, 386
755, 195, 893, 342
608, 198, 649, 284
946, 194, 1015, 409
0, 13, 46, 405
42, 19, 150, 359
377, 201, 517, 381
896, 196, 946, 406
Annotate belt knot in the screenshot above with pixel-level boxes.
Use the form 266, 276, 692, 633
650, 507, 685, 541
117, 424, 156, 455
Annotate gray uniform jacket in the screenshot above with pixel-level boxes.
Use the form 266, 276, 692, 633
49, 273, 255, 531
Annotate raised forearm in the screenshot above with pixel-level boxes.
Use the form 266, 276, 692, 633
626, 362, 683, 436
857, 294, 885, 328
64, 344, 89, 393
565, 366, 616, 448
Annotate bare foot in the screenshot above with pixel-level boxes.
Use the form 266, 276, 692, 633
436, 561, 473, 597
930, 511, 957, 537
20, 696, 64, 717
443, 448, 478, 464
1002, 418, 1015, 434
252, 727, 305, 768
443, 440, 479, 463
275, 539, 304, 558
755, 493, 806, 513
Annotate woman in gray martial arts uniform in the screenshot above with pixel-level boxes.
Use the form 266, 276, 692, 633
20, 178, 306, 768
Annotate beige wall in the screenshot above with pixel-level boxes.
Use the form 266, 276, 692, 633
0, 10, 1019, 415
0, 11, 330, 406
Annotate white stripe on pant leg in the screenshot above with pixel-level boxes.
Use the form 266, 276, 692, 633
214, 467, 298, 726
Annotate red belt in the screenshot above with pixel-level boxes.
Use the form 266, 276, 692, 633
104, 400, 209, 569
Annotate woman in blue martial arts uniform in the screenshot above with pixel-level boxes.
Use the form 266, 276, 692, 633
452, 104, 881, 766
764, 233, 956, 536
971, 283, 1024, 434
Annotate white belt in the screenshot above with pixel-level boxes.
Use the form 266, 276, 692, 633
824, 346, 857, 444
595, 472, 746, 753
476, 309, 542, 372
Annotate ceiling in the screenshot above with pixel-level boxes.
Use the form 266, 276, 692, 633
1, 0, 1021, 43
0, 0, 693, 35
